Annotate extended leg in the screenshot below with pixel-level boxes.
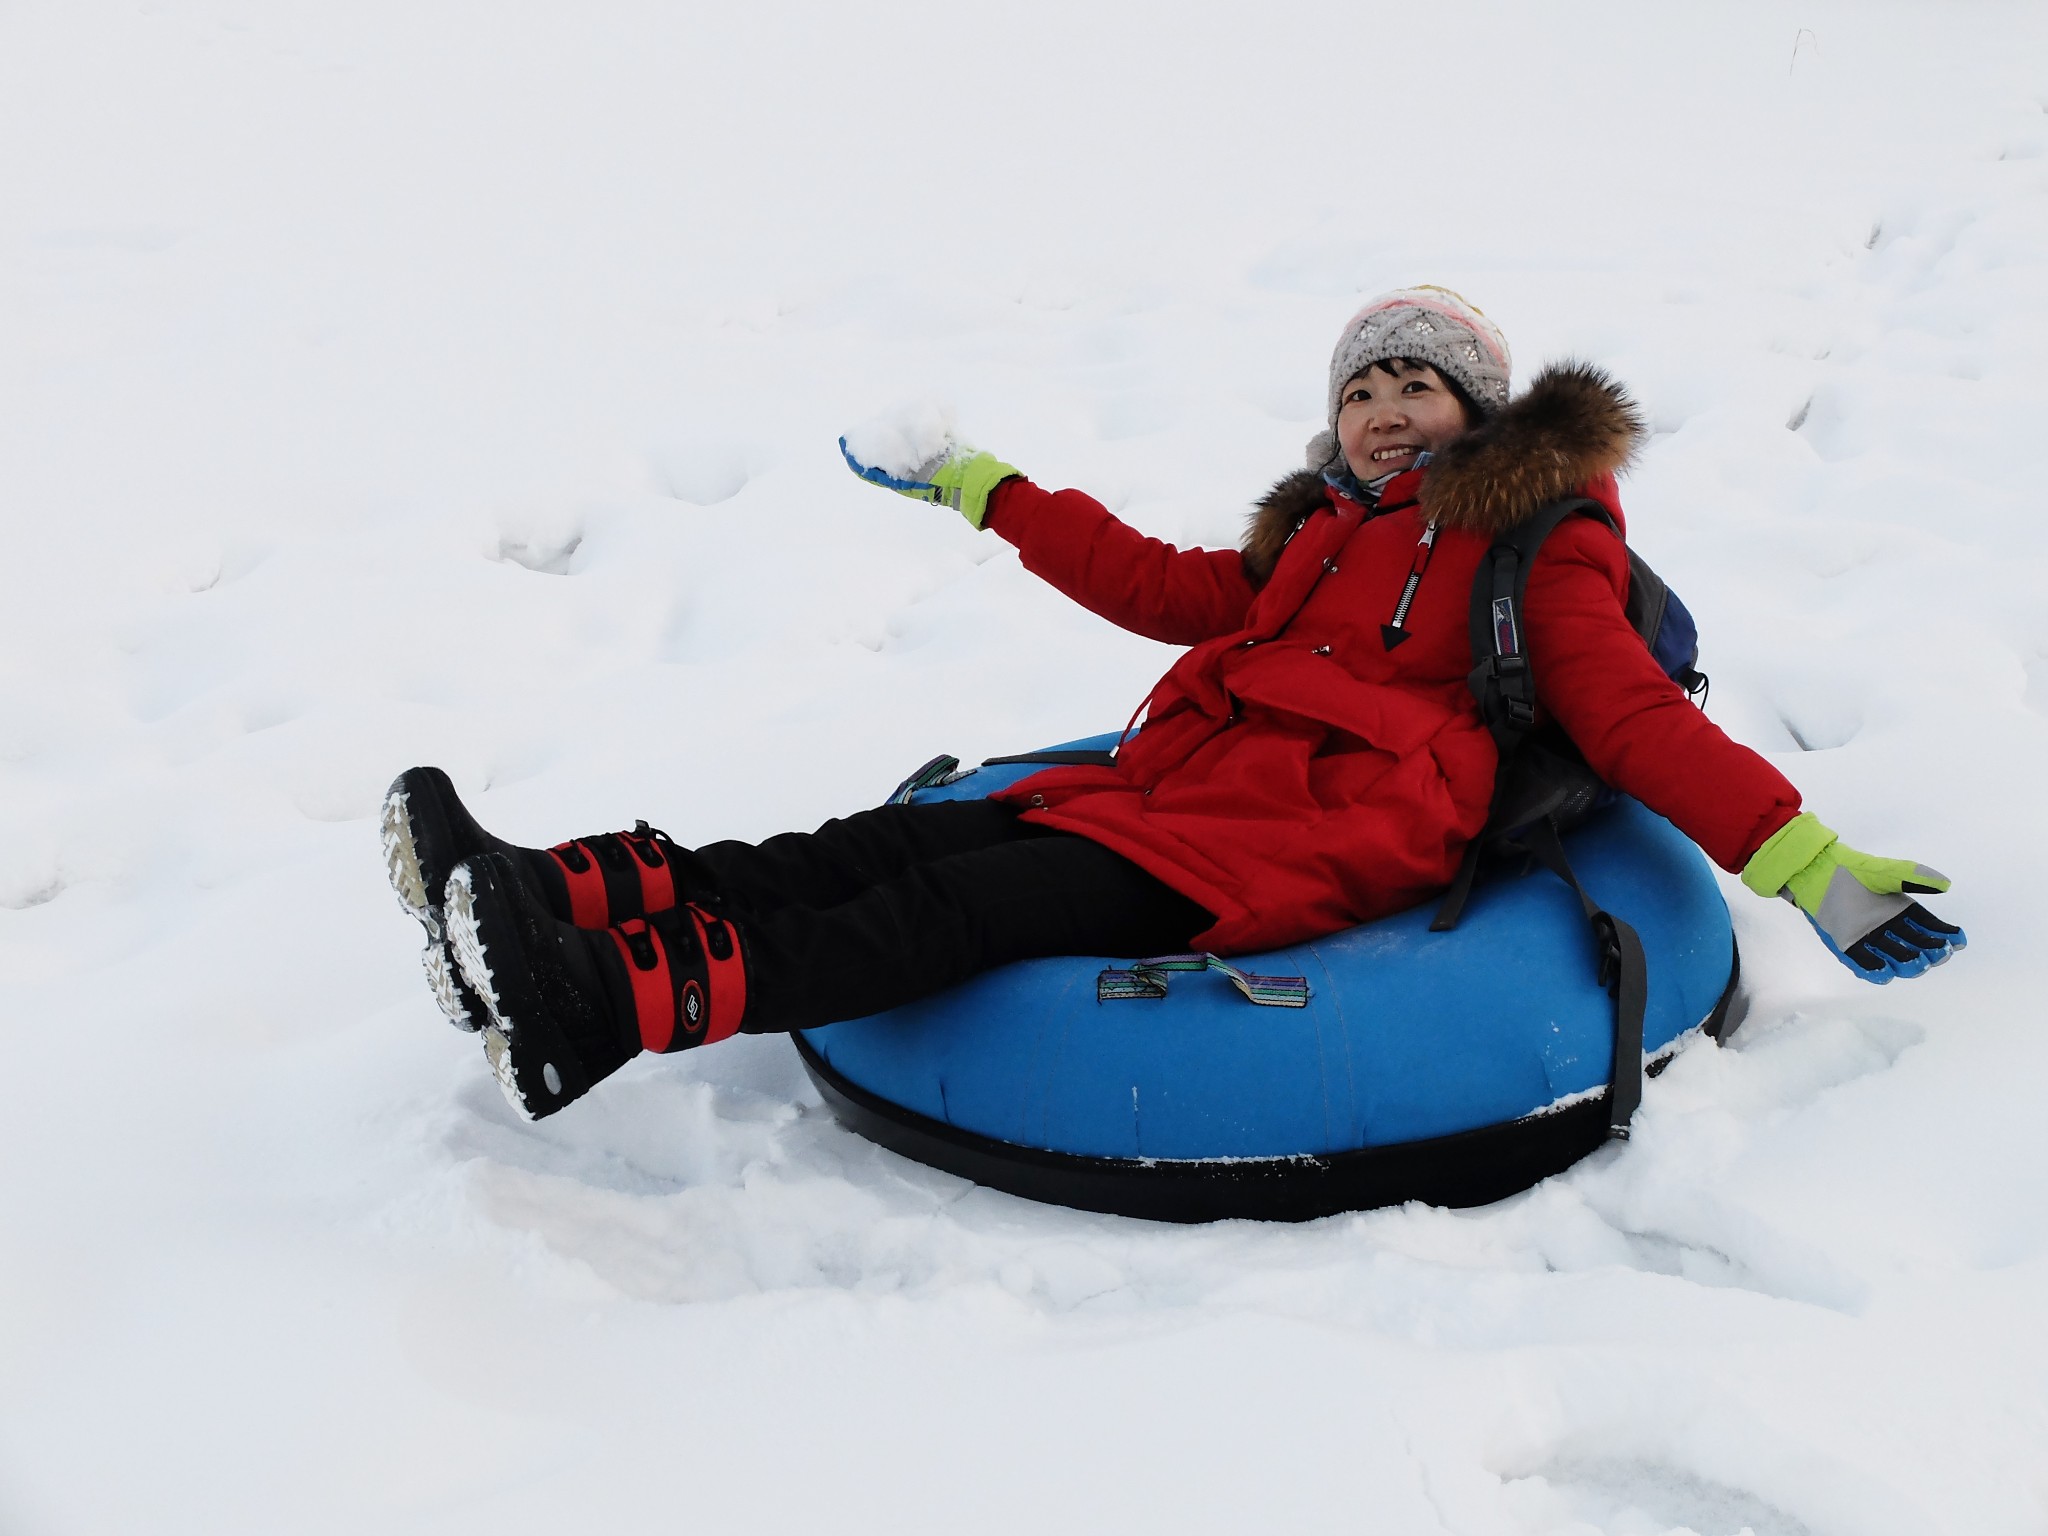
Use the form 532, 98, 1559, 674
736, 826, 1213, 1032
385, 767, 1033, 1028
688, 799, 1050, 921
442, 822, 1212, 1118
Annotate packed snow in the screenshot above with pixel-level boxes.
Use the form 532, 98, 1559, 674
3, 2, 2047, 1532
841, 400, 962, 484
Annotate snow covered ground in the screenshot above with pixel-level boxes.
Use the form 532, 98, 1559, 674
4, 2, 2047, 1531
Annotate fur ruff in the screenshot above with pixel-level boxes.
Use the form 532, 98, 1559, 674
1242, 361, 1644, 584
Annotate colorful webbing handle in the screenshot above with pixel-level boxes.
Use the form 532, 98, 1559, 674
1097, 953, 1309, 1008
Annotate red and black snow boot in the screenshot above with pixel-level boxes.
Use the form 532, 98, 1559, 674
381, 766, 698, 1031
443, 850, 748, 1119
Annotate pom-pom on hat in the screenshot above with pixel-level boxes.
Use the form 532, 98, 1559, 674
1306, 285, 1512, 470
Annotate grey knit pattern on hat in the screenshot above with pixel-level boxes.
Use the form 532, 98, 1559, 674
1308, 286, 1512, 469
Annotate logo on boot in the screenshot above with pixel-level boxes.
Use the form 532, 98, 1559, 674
681, 979, 705, 1032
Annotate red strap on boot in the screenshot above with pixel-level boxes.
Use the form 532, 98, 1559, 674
622, 830, 677, 913
687, 905, 747, 1044
550, 829, 679, 927
608, 911, 741, 1052
608, 919, 677, 1053
548, 841, 611, 928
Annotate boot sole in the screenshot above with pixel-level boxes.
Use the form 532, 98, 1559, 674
445, 858, 590, 1121
382, 772, 484, 1032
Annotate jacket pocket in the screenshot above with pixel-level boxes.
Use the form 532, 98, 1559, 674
1222, 648, 1458, 760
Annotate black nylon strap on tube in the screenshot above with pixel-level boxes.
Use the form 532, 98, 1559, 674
980, 750, 1120, 768
1520, 818, 1647, 1139
1603, 920, 1648, 1133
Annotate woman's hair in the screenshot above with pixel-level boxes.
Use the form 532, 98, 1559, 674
1359, 356, 1481, 424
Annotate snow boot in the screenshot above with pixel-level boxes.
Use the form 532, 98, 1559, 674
381, 766, 696, 1030
443, 850, 748, 1119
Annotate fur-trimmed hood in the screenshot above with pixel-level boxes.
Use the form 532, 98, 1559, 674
1243, 361, 1644, 583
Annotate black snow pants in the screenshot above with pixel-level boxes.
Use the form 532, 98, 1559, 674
679, 799, 1213, 1034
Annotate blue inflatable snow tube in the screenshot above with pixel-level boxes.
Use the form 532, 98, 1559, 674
794, 735, 1740, 1221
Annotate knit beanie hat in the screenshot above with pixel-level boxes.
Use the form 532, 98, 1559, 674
1305, 286, 1512, 470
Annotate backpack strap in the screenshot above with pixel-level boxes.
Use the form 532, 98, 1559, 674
1429, 839, 1488, 933
1464, 496, 1618, 754
1434, 497, 1645, 1139
1431, 496, 1617, 933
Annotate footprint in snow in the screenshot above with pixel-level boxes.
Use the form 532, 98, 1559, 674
496, 531, 582, 576
647, 442, 753, 507
1508, 1456, 1815, 1536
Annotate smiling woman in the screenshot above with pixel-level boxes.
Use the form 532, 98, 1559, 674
383, 286, 1963, 1132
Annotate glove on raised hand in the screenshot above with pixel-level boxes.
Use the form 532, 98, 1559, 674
1742, 812, 1965, 983
840, 435, 1019, 530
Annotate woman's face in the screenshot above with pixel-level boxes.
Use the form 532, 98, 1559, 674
1335, 360, 1472, 482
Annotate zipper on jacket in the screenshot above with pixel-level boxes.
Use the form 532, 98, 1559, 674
1379, 518, 1440, 652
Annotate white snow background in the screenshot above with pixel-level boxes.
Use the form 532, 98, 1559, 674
3, 2, 2046, 1531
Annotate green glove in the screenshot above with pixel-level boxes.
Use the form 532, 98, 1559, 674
1741, 812, 1964, 983
839, 436, 1020, 530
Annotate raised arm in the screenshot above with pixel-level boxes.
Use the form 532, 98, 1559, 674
839, 429, 1254, 646
983, 479, 1256, 646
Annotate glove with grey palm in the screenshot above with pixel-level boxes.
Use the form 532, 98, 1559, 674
1742, 813, 1965, 983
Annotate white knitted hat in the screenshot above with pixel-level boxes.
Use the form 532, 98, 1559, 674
1306, 286, 1512, 469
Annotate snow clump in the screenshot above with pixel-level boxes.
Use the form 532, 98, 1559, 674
841, 400, 962, 482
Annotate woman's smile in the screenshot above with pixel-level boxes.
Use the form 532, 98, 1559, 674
1335, 359, 1472, 482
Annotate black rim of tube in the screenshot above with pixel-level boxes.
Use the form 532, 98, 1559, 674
793, 940, 1740, 1224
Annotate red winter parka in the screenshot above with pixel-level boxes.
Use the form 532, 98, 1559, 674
985, 364, 1802, 955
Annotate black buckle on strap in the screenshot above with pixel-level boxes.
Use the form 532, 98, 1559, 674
1482, 655, 1536, 728
1591, 912, 1623, 995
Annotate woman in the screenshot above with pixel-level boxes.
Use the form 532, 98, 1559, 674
385, 288, 1962, 1119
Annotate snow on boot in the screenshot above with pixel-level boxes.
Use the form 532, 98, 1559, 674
381, 765, 693, 1030
443, 851, 747, 1119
